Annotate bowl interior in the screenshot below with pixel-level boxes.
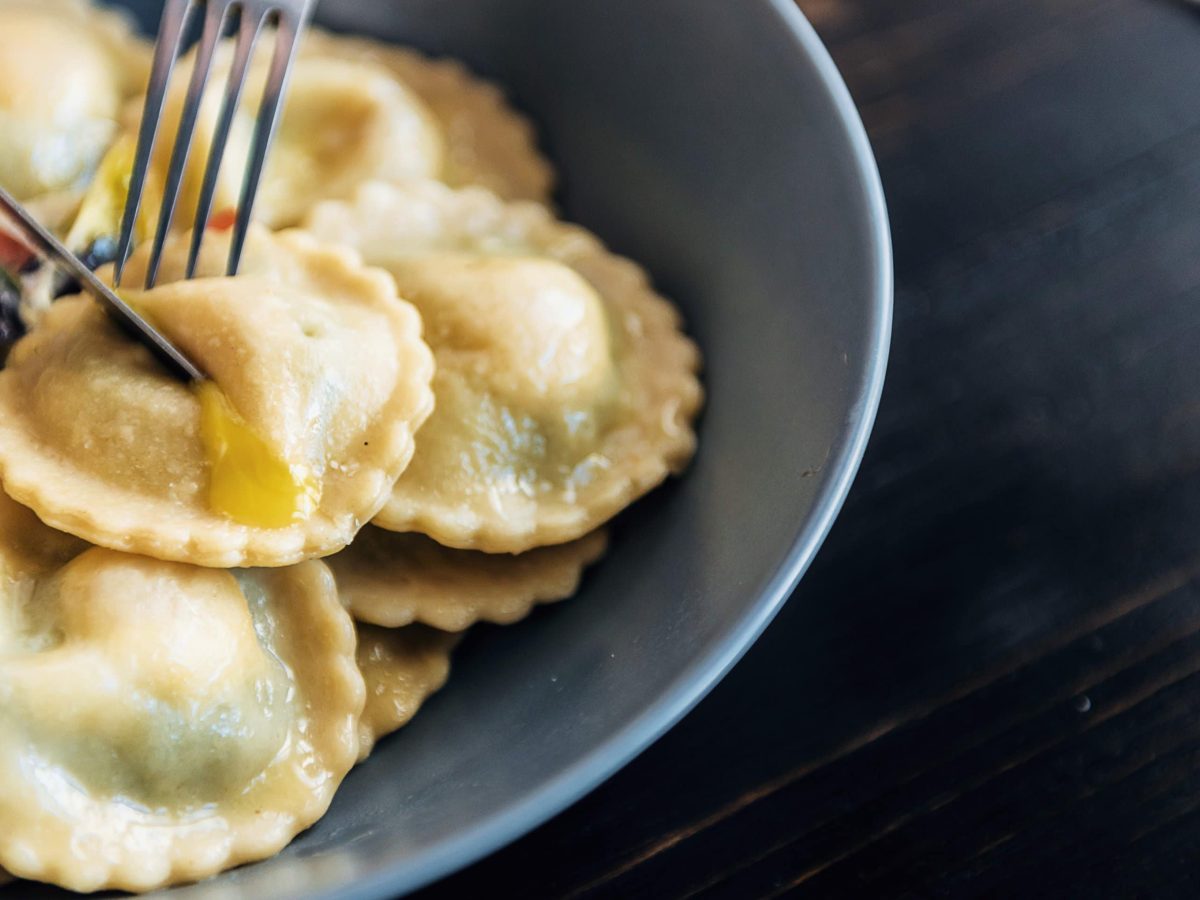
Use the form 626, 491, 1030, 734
17, 1, 889, 897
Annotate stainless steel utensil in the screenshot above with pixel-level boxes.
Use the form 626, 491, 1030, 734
115, 0, 317, 289
0, 185, 205, 382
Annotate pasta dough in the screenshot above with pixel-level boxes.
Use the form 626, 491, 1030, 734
303, 30, 555, 204
0, 488, 85, 582
0, 0, 147, 200
261, 55, 445, 227
304, 181, 703, 552
0, 229, 435, 567
333, 527, 608, 631
355, 625, 457, 759
132, 48, 445, 230
110, 30, 554, 238
0, 550, 364, 892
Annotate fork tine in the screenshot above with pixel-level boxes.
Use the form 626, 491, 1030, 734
225, 7, 309, 276
143, 0, 233, 289
186, 4, 266, 279
0, 185, 205, 382
113, 0, 196, 287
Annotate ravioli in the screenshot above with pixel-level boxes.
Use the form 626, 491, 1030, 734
304, 181, 703, 552
0, 0, 148, 200
303, 30, 555, 204
355, 625, 457, 759
333, 527, 608, 632
0, 229, 435, 567
109, 30, 554, 239
119, 46, 444, 232
0, 492, 81, 897
0, 550, 363, 893
0, 487, 85, 582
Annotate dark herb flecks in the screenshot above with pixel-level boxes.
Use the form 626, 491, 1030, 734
0, 266, 26, 364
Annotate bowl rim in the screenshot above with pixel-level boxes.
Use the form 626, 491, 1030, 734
315, 2, 893, 897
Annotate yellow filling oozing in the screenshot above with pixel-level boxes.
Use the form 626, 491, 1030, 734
196, 380, 321, 528
66, 133, 158, 249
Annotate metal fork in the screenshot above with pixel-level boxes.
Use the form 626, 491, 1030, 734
114, 0, 318, 291
0, 184, 206, 381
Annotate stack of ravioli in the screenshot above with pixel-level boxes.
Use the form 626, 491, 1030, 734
0, 0, 703, 893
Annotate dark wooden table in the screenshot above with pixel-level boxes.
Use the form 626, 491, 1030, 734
414, 2, 1200, 897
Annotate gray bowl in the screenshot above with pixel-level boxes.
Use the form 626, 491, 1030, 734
21, 0, 890, 897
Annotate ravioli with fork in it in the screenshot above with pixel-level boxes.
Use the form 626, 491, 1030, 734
304, 180, 703, 553
0, 546, 364, 893
0, 228, 434, 567
0, 0, 148, 201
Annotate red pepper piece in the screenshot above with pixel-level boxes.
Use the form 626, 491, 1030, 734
208, 208, 237, 232
0, 230, 33, 272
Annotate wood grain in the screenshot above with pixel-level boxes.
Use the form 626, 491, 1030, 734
412, 1, 1200, 897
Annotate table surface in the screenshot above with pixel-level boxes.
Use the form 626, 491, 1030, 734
411, 1, 1200, 897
